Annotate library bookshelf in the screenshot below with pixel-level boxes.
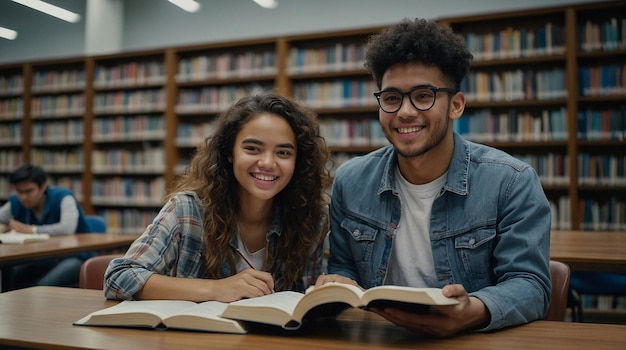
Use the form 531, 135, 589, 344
0, 1, 624, 235
438, 0, 626, 233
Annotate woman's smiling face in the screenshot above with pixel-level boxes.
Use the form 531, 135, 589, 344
231, 113, 297, 204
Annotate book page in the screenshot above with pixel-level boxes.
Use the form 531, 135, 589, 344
74, 300, 197, 328
163, 301, 248, 334
0, 230, 50, 244
361, 286, 459, 306
220, 291, 304, 327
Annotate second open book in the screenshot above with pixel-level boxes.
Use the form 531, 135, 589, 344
74, 283, 459, 333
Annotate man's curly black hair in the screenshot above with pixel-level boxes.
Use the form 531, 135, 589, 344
364, 18, 473, 90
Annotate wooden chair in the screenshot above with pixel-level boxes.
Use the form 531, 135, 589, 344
544, 260, 571, 321
79, 254, 121, 290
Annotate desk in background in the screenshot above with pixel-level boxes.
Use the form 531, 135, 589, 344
1, 286, 625, 350
550, 230, 626, 273
0, 233, 139, 291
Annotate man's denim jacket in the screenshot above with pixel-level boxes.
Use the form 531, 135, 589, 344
327, 132, 552, 331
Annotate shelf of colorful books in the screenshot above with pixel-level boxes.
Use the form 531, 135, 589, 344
95, 207, 161, 235
90, 175, 165, 207
578, 192, 626, 231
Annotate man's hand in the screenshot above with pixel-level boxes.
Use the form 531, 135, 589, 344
314, 273, 361, 288
369, 284, 490, 338
8, 219, 35, 234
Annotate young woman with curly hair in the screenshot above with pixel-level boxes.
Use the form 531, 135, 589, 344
104, 92, 332, 302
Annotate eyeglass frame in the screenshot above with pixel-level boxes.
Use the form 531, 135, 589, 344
373, 85, 460, 113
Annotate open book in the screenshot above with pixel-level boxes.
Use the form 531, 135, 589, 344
74, 283, 457, 333
0, 230, 50, 244
221, 283, 459, 329
74, 300, 248, 334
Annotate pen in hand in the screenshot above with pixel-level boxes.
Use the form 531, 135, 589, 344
232, 246, 275, 293
233, 247, 256, 270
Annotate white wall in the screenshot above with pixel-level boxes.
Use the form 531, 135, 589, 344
0, 0, 609, 64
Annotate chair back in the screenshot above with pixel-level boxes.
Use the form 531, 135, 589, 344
85, 215, 107, 233
79, 254, 121, 290
545, 260, 570, 321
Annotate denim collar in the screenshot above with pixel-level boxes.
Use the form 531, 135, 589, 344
378, 132, 470, 197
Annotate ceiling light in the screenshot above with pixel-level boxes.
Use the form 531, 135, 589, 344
11, 0, 81, 23
253, 0, 278, 9
168, 0, 201, 13
0, 27, 18, 40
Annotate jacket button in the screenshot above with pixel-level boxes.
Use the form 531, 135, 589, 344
390, 223, 397, 229
385, 232, 392, 240
469, 238, 476, 245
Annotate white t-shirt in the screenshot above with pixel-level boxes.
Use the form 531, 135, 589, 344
235, 230, 267, 272
384, 167, 447, 287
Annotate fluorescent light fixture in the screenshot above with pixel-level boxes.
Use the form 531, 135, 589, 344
11, 0, 81, 23
0, 27, 18, 40
168, 0, 201, 13
253, 0, 278, 9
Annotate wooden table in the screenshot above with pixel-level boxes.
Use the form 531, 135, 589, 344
0, 233, 139, 291
1, 286, 625, 350
550, 230, 626, 273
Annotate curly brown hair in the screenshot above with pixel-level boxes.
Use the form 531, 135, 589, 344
365, 18, 473, 90
167, 92, 332, 290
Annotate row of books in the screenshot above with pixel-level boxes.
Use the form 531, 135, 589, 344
462, 22, 566, 61
176, 121, 216, 147
175, 84, 269, 114
30, 94, 85, 118
31, 120, 83, 143
287, 43, 366, 74
94, 90, 165, 114
94, 61, 166, 88
92, 115, 165, 141
578, 154, 626, 186
578, 107, 626, 141
319, 118, 387, 147
455, 107, 568, 142
579, 64, 626, 97
580, 18, 626, 52
0, 151, 23, 172
512, 153, 569, 186
291, 79, 378, 108
579, 196, 626, 231
95, 208, 160, 235
0, 97, 22, 118
461, 68, 567, 102
176, 51, 276, 82
578, 295, 626, 311
31, 69, 85, 93
91, 177, 165, 207
550, 196, 571, 230
0, 74, 23, 95
0, 123, 22, 144
92, 148, 165, 174
29, 149, 84, 171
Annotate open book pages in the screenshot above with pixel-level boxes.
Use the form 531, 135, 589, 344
74, 300, 248, 334
220, 283, 459, 329
0, 230, 50, 244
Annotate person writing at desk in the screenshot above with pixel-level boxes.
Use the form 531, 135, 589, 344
0, 164, 93, 289
105, 92, 332, 302
316, 19, 551, 337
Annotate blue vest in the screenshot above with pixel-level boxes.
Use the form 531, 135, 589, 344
9, 186, 93, 233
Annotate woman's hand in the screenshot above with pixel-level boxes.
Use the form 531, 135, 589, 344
211, 269, 275, 302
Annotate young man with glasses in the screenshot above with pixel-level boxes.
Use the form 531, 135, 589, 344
316, 19, 551, 337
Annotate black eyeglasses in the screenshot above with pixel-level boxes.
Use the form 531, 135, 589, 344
373, 86, 459, 113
